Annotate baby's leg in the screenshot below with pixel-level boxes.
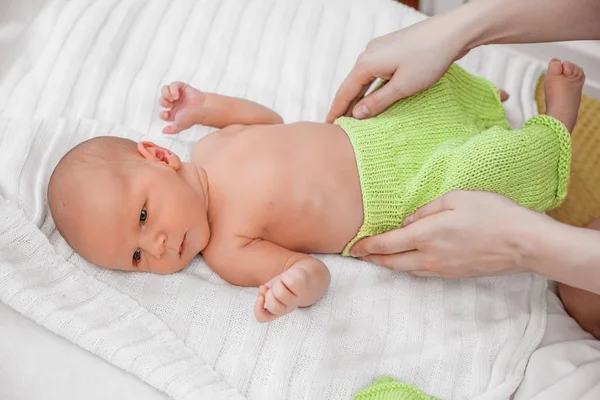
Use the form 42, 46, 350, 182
543, 59, 585, 133
557, 218, 600, 339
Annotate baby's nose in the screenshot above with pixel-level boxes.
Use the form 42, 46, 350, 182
143, 232, 167, 259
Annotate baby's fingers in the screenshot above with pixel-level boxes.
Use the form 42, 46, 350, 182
169, 82, 185, 101
162, 123, 182, 135
269, 280, 301, 312
258, 284, 269, 296
159, 97, 173, 108
264, 288, 289, 316
254, 294, 277, 323
160, 111, 173, 122
161, 85, 173, 102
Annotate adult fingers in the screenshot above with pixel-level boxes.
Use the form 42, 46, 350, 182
351, 73, 412, 120
343, 83, 372, 118
351, 194, 458, 257
360, 250, 427, 273
403, 192, 455, 227
350, 223, 422, 258
326, 64, 376, 123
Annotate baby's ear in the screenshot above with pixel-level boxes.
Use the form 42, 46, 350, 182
137, 141, 181, 170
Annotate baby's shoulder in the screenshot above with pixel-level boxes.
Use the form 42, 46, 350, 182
202, 229, 261, 286
191, 124, 255, 161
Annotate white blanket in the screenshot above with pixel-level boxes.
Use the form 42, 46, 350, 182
0, 0, 551, 399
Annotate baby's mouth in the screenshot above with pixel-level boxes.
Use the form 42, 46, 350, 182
179, 233, 187, 258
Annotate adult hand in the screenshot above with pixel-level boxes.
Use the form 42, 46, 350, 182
349, 191, 552, 278
326, 16, 469, 123
327, 0, 600, 124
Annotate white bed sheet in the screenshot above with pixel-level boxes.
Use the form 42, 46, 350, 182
2, 1, 600, 399
4, 288, 600, 400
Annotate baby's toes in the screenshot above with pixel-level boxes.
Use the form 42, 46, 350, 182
547, 58, 563, 77
563, 62, 586, 84
562, 61, 575, 77
574, 66, 586, 82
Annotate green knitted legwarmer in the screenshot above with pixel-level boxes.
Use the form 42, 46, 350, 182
354, 377, 440, 400
336, 64, 571, 256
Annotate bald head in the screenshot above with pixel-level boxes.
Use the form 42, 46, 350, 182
48, 136, 140, 252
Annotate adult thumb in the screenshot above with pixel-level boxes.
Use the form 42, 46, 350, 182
352, 78, 411, 119
403, 193, 454, 227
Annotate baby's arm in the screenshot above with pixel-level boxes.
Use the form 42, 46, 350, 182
204, 237, 331, 323
159, 81, 283, 134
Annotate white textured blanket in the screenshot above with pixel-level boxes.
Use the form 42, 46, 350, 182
0, 0, 550, 399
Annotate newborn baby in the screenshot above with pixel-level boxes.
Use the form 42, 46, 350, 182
48, 59, 584, 322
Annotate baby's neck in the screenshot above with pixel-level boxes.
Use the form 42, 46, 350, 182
179, 160, 211, 218
196, 165, 210, 210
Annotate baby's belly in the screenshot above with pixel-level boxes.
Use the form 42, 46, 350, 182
263, 142, 364, 253
268, 212, 362, 255
234, 121, 365, 255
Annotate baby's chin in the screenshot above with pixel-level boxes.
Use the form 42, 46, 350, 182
153, 265, 187, 275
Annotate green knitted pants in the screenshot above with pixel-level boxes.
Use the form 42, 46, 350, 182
336, 64, 571, 256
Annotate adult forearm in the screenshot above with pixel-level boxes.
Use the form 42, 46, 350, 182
523, 218, 600, 294
447, 0, 600, 52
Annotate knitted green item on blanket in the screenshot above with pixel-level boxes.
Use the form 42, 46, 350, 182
354, 377, 440, 400
336, 63, 571, 256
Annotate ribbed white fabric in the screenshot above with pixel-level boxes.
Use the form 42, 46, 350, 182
0, 0, 550, 399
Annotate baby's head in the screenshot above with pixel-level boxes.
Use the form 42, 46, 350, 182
48, 136, 210, 274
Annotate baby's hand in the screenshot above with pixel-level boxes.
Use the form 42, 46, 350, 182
159, 81, 206, 134
254, 268, 311, 323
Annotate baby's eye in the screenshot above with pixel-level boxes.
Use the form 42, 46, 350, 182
140, 206, 148, 224
133, 249, 142, 263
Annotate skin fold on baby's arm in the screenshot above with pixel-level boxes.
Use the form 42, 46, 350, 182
203, 237, 331, 322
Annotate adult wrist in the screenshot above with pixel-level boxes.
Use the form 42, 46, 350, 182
444, 0, 505, 52
515, 215, 600, 292
508, 212, 556, 276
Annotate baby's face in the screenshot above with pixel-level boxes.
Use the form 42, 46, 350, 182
74, 143, 210, 274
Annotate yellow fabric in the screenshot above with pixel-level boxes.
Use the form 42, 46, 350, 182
538, 78, 600, 226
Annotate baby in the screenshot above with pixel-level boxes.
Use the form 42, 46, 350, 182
48, 59, 584, 322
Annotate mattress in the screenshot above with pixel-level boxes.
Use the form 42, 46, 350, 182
2, 1, 600, 400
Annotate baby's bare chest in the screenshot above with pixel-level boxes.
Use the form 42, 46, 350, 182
196, 124, 363, 250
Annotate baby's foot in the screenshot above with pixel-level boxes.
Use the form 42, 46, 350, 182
557, 218, 600, 339
544, 59, 585, 133
159, 82, 206, 134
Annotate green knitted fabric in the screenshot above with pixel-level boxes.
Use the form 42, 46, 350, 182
336, 63, 571, 256
354, 377, 440, 400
